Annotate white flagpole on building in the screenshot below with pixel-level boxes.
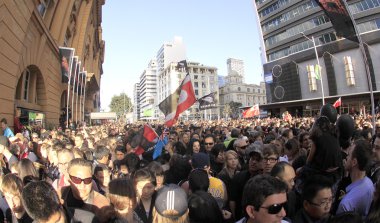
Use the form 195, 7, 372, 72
75, 67, 82, 123
82, 72, 88, 123
71, 59, 79, 126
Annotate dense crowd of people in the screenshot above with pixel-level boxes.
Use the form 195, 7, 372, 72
0, 104, 379, 223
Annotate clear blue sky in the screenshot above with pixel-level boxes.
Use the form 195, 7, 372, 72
101, 0, 264, 111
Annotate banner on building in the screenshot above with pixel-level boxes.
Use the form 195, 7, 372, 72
264, 72, 273, 84
198, 91, 218, 110
316, 0, 358, 43
59, 47, 75, 83
70, 57, 78, 86
242, 104, 260, 118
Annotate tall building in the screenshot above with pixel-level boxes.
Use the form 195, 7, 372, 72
156, 36, 186, 72
133, 83, 140, 121
254, 0, 380, 117
227, 58, 245, 81
139, 59, 158, 120
158, 62, 220, 120
0, 0, 105, 129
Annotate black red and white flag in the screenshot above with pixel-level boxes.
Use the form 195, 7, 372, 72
59, 47, 75, 83
316, 0, 358, 42
198, 91, 218, 110
132, 124, 158, 155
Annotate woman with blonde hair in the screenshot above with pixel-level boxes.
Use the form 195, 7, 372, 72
217, 150, 240, 207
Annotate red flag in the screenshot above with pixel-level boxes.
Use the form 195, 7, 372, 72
175, 74, 196, 119
333, 97, 342, 108
133, 124, 158, 155
243, 104, 260, 118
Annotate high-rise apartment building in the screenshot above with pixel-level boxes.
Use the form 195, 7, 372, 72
254, 0, 380, 116
139, 59, 158, 120
133, 83, 140, 121
156, 36, 187, 72
227, 58, 245, 80
0, 0, 106, 129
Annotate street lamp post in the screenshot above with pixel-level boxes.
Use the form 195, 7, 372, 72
301, 33, 325, 105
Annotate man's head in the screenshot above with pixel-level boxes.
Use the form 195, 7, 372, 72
22, 181, 66, 223
188, 168, 209, 193
345, 139, 372, 173
74, 134, 84, 148
180, 132, 190, 145
204, 134, 215, 152
57, 149, 75, 177
263, 144, 280, 174
191, 153, 211, 172
242, 175, 287, 223
270, 161, 296, 191
94, 145, 110, 165
1, 118, 8, 131
0, 135, 9, 153
94, 164, 111, 188
67, 158, 93, 201
2, 174, 25, 218
302, 176, 333, 220
169, 131, 179, 143
247, 144, 264, 175
234, 138, 249, 156
373, 133, 380, 162
231, 128, 241, 138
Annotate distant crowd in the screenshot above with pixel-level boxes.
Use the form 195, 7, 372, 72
0, 104, 379, 223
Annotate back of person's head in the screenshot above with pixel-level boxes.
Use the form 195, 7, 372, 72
154, 184, 189, 223
21, 181, 61, 222
270, 161, 292, 178
174, 141, 187, 155
108, 178, 137, 213
284, 138, 299, 151
329, 211, 362, 223
188, 169, 209, 192
93, 145, 110, 161
1, 173, 23, 196
231, 128, 240, 138
188, 190, 222, 223
242, 175, 287, 213
352, 139, 372, 171
124, 153, 140, 174
18, 159, 39, 182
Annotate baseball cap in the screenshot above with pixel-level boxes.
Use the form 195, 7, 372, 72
191, 153, 210, 169
0, 136, 9, 147
155, 184, 188, 219
245, 144, 263, 158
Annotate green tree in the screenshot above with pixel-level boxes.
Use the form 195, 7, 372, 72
229, 101, 242, 119
109, 93, 133, 118
222, 104, 232, 119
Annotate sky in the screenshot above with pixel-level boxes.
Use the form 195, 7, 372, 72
101, 0, 264, 111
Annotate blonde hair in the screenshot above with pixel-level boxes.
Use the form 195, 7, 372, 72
1, 174, 22, 196
152, 208, 189, 223
224, 150, 241, 170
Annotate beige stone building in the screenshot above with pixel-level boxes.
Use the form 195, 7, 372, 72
0, 0, 105, 130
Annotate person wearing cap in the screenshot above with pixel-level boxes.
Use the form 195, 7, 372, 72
230, 143, 264, 220
1, 118, 14, 138
153, 184, 189, 223
238, 175, 289, 223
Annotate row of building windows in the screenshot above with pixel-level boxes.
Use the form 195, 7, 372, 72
349, 0, 380, 14
259, 0, 293, 18
265, 15, 330, 47
255, 0, 271, 6
268, 32, 338, 61
357, 17, 380, 33
262, 0, 318, 32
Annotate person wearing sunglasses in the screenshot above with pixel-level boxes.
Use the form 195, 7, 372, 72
293, 175, 333, 223
60, 158, 110, 220
238, 174, 288, 223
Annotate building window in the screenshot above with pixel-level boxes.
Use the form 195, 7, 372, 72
23, 69, 31, 101
194, 82, 198, 88
247, 88, 250, 92
258, 89, 260, 93
344, 56, 356, 86
195, 90, 199, 96
238, 87, 241, 91
37, 0, 52, 17
194, 75, 198, 79
306, 65, 318, 91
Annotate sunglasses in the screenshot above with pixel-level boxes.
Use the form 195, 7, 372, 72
260, 202, 286, 214
205, 142, 214, 145
69, 175, 92, 185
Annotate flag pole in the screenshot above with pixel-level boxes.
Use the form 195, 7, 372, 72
341, 0, 375, 134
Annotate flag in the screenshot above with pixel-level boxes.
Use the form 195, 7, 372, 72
176, 60, 188, 73
70, 57, 78, 86
159, 73, 196, 127
153, 127, 169, 159
132, 124, 158, 155
242, 104, 260, 118
333, 97, 342, 108
198, 92, 218, 110
316, 0, 358, 43
314, 64, 321, 80
59, 47, 75, 83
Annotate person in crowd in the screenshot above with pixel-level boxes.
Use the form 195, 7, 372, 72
336, 139, 374, 218
224, 128, 240, 148
133, 168, 157, 223
188, 168, 209, 193
281, 129, 294, 142
60, 158, 110, 220
370, 133, 380, 184
293, 176, 333, 223
204, 134, 216, 153
230, 146, 264, 220
188, 190, 223, 223
271, 162, 299, 220
329, 212, 362, 223
169, 131, 179, 143
180, 132, 190, 148
153, 184, 189, 223
263, 144, 280, 174
367, 181, 380, 223
74, 134, 86, 150
107, 178, 142, 223
299, 132, 311, 151
2, 173, 33, 222
238, 174, 288, 223
146, 161, 165, 190
218, 150, 240, 204
114, 145, 126, 161
53, 148, 75, 190
16, 159, 39, 182
210, 143, 225, 175
283, 138, 307, 166
0, 136, 18, 171
22, 180, 98, 223
233, 138, 249, 170
93, 145, 111, 168
187, 139, 201, 155
1, 118, 14, 138
93, 164, 111, 195
164, 154, 191, 185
